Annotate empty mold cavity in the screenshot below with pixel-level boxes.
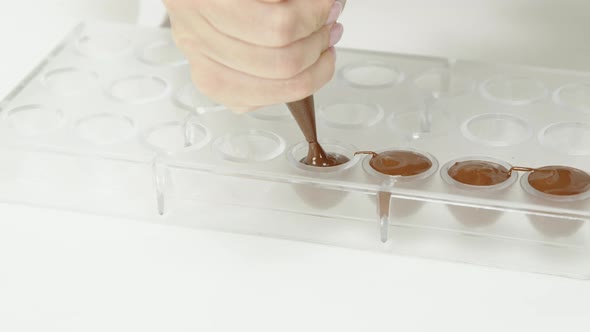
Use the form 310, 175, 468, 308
213, 130, 285, 163
319, 103, 383, 129
108, 75, 169, 104
41, 67, 97, 96
339, 61, 404, 88
139, 40, 188, 67
142, 121, 210, 154
461, 113, 532, 147
76, 32, 131, 59
539, 122, 590, 156
553, 83, 590, 113
480, 76, 547, 105
75, 113, 136, 145
5, 105, 66, 136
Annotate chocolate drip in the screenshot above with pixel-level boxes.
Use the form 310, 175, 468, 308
287, 96, 340, 167
287, 96, 318, 144
300, 147, 350, 167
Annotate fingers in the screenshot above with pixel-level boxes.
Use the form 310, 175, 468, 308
164, 0, 346, 110
186, 47, 337, 107
200, 0, 336, 47
175, 10, 342, 79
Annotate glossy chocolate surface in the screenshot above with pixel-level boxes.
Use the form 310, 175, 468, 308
448, 160, 511, 186
369, 150, 432, 176
288, 96, 349, 167
528, 166, 590, 196
287, 96, 318, 144
300, 149, 350, 167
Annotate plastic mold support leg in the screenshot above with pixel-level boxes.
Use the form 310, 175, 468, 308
152, 156, 170, 215
182, 113, 193, 148
377, 180, 396, 243
377, 191, 391, 243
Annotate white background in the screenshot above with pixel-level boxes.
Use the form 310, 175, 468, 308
1, 1, 590, 331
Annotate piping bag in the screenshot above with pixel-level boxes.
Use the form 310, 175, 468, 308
286, 95, 331, 166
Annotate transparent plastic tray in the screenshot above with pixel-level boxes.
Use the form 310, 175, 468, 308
2, 21, 590, 278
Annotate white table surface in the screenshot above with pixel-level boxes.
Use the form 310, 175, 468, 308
1, 1, 589, 331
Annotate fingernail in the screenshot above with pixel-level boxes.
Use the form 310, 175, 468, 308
326, 1, 343, 25
329, 23, 344, 47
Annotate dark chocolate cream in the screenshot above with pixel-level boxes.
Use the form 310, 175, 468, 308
448, 160, 511, 186
365, 150, 433, 176
528, 166, 590, 196
287, 96, 349, 167
300, 142, 350, 167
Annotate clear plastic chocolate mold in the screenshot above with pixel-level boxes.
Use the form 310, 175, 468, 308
553, 83, 590, 113
75, 113, 136, 145
76, 32, 132, 59
287, 141, 358, 209
520, 165, 590, 239
518, 166, 590, 238
461, 113, 532, 147
142, 121, 211, 155
138, 40, 188, 67
41, 67, 98, 96
440, 156, 518, 227
108, 75, 169, 104
339, 61, 404, 89
319, 103, 383, 129
529, 215, 585, 239
359, 149, 438, 242
5, 104, 66, 136
6, 21, 590, 278
213, 130, 285, 163
538, 122, 590, 156
480, 75, 547, 105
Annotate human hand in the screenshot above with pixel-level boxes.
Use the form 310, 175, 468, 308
163, 0, 346, 112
